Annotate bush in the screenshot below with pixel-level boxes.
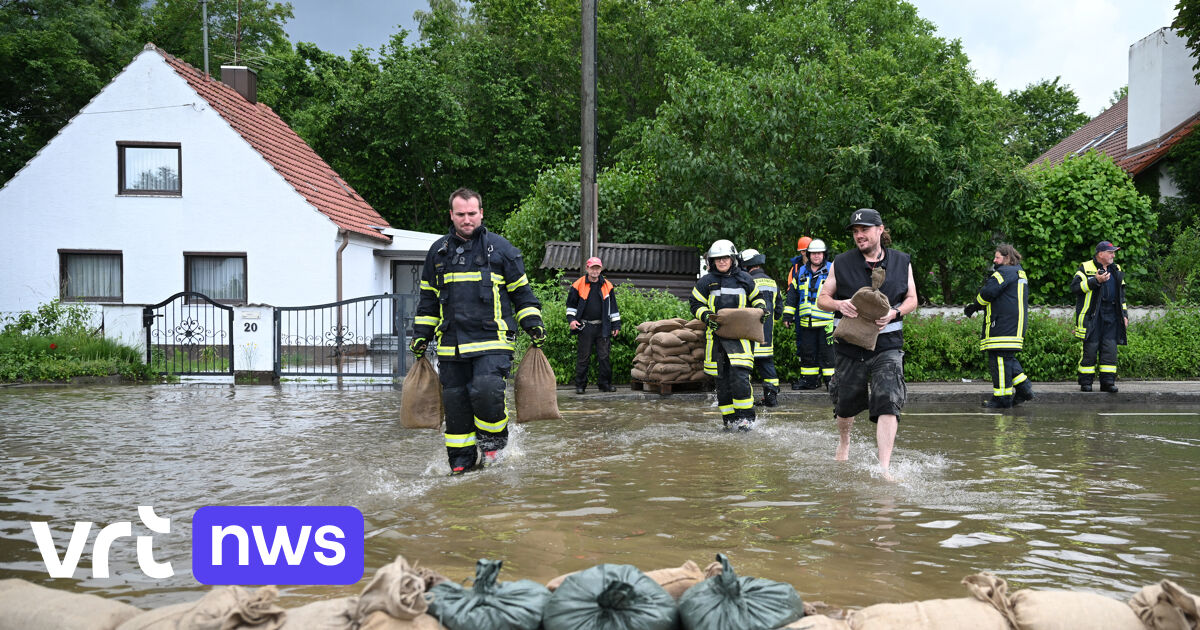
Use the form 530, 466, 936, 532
0, 300, 154, 382
1122, 307, 1200, 379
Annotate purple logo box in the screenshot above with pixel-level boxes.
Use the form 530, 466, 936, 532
192, 506, 364, 585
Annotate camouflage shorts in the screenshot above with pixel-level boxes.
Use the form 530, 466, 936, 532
829, 349, 906, 423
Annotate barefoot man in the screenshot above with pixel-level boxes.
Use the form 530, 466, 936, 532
817, 209, 918, 480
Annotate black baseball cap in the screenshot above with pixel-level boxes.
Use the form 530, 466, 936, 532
847, 208, 882, 228
1095, 241, 1120, 253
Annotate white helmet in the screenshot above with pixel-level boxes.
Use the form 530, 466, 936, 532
706, 239, 738, 260
808, 239, 827, 253
740, 248, 766, 268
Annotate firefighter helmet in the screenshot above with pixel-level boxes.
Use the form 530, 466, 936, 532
796, 236, 812, 251
808, 239, 827, 253
740, 248, 766, 268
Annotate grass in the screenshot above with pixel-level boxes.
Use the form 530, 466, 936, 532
0, 331, 155, 382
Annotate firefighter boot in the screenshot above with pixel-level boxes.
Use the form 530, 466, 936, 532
762, 387, 779, 408
1100, 379, 1118, 393
1014, 381, 1035, 405
982, 395, 1013, 409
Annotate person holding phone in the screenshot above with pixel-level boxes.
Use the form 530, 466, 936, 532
1070, 241, 1128, 393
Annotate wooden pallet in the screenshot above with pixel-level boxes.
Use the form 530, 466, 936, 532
630, 377, 714, 395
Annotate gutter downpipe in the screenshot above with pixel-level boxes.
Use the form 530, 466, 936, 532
336, 230, 349, 387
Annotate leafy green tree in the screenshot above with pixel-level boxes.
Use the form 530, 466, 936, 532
1174, 0, 1200, 82
1109, 85, 1128, 107
142, 0, 293, 75
0, 0, 146, 183
1007, 77, 1092, 163
1014, 150, 1156, 304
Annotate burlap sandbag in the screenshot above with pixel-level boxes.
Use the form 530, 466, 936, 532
636, 321, 653, 333
650, 363, 690, 380
279, 597, 356, 629
644, 561, 705, 600
635, 342, 649, 356
650, 354, 690, 366
650, 331, 685, 348
833, 267, 891, 351
648, 320, 684, 334
846, 598, 1009, 630
780, 616, 851, 629
355, 556, 432, 623
674, 329, 701, 343
636, 332, 652, 344
116, 586, 285, 630
631, 368, 648, 381
0, 578, 142, 630
358, 611, 446, 630
1129, 580, 1200, 630
400, 357, 443, 430
515, 347, 561, 422
684, 319, 706, 331
1009, 589, 1143, 630
652, 343, 690, 356
712, 308, 766, 343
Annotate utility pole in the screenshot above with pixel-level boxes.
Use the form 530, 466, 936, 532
580, 0, 598, 272
201, 0, 210, 77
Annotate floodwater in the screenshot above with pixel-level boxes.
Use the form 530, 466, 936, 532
0, 384, 1197, 611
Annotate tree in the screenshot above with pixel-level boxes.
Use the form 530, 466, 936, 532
142, 0, 293, 76
1174, 0, 1200, 82
1014, 151, 1156, 304
0, 0, 146, 183
1006, 77, 1092, 163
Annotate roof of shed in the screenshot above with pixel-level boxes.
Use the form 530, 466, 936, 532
541, 241, 699, 276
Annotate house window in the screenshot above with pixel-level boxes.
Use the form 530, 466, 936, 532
118, 142, 181, 195
185, 253, 246, 303
59, 250, 122, 302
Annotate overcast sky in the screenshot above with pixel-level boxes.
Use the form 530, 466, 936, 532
281, 0, 1183, 117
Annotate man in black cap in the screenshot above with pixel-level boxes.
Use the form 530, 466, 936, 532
1070, 241, 1128, 393
817, 209, 918, 481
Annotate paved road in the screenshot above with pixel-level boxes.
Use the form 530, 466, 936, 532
564, 380, 1200, 405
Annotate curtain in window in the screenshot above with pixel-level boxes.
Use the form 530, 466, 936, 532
63, 254, 120, 299
124, 147, 179, 191
188, 257, 245, 301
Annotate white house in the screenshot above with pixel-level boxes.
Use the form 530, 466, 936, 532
0, 43, 439, 318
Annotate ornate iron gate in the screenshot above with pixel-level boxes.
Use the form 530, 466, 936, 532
274, 293, 416, 379
143, 292, 235, 375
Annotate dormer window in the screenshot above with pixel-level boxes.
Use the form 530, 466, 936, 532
118, 142, 181, 195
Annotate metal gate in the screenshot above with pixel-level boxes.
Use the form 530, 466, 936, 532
144, 292, 235, 375
274, 293, 416, 379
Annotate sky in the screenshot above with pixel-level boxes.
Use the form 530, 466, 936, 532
281, 0, 1183, 117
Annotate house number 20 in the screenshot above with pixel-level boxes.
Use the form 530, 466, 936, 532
243, 323, 258, 332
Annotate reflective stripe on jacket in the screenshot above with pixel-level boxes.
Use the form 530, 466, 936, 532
565, 276, 622, 336
785, 261, 834, 327
689, 267, 766, 374
974, 264, 1028, 352
1070, 258, 1128, 344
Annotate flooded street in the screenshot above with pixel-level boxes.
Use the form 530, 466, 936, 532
1, 384, 1197, 610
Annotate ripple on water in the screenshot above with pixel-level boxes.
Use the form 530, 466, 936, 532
939, 532, 1014, 548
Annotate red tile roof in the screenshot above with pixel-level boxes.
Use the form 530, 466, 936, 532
152, 44, 391, 242
1029, 95, 1199, 177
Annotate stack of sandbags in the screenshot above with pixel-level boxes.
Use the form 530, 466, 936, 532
1129, 580, 1200, 630
0, 578, 142, 630
630, 319, 708, 384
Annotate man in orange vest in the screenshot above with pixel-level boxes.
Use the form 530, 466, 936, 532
566, 257, 622, 393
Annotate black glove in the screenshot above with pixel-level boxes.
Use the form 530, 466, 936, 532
529, 325, 546, 347
963, 304, 980, 318
409, 336, 428, 355
702, 312, 720, 331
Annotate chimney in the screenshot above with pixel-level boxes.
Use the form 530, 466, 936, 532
1126, 28, 1200, 151
219, 65, 257, 104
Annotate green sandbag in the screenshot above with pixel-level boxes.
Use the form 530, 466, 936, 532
425, 559, 550, 630
541, 564, 678, 630
677, 554, 804, 630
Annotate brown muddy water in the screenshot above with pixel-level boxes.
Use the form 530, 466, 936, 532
0, 384, 1197, 611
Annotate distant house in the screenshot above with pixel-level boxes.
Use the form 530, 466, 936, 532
1031, 28, 1200, 199
541, 241, 701, 299
0, 43, 439, 316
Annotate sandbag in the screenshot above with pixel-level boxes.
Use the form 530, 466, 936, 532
649, 332, 685, 347
115, 585, 285, 630
674, 329, 701, 343
712, 308, 766, 343
649, 363, 690, 380
846, 599, 1008, 630
832, 267, 891, 351
424, 559, 550, 630
401, 357, 443, 429
636, 322, 653, 333
636, 332, 653, 344
542, 564, 678, 630
1129, 580, 1200, 630
684, 319, 706, 332
0, 578, 141, 630
359, 611, 446, 630
514, 347, 561, 423
780, 616, 851, 629
635, 343, 649, 356
631, 368, 648, 381
677, 554, 804, 630
355, 556, 434, 623
1009, 589, 1143, 630
644, 561, 705, 600
279, 597, 356, 629
649, 353, 690, 366
651, 343, 690, 357
648, 320, 683, 334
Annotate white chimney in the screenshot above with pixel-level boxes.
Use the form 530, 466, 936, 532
1126, 28, 1200, 151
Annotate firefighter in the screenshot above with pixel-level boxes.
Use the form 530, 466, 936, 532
964, 244, 1034, 408
784, 235, 812, 389
690, 240, 768, 430
739, 248, 784, 407
1070, 241, 1128, 393
784, 238, 835, 389
410, 188, 545, 475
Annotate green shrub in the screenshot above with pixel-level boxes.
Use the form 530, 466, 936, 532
1122, 307, 1200, 379
0, 305, 154, 383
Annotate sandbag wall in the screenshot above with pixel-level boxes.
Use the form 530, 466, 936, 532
630, 318, 710, 384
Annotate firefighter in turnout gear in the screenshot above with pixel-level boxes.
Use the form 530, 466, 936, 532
1070, 241, 1128, 393
964, 244, 1034, 408
690, 240, 768, 430
739, 249, 784, 407
784, 238, 835, 389
411, 188, 544, 475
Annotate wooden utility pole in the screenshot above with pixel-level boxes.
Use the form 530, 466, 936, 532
580, 0, 598, 271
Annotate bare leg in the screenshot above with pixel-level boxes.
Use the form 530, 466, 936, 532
876, 414, 898, 481
835, 416, 854, 461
